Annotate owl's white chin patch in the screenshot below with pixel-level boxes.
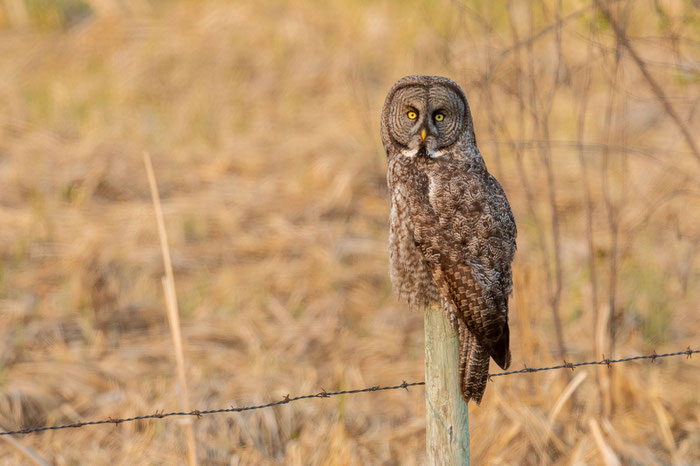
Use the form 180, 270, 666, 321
427, 149, 445, 159
401, 147, 445, 159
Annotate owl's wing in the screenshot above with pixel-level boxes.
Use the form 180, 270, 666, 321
429, 254, 511, 369
410, 169, 515, 370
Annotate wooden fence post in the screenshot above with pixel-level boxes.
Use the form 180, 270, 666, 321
424, 304, 470, 465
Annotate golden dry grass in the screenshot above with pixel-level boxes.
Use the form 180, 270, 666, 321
0, 0, 699, 464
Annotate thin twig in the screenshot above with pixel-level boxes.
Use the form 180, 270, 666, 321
576, 5, 607, 417
525, 0, 567, 363
596, 2, 626, 417
143, 152, 198, 466
0, 423, 50, 465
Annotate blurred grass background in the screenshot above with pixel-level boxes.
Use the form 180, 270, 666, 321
0, 0, 698, 464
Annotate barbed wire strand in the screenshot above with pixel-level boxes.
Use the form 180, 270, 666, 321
1, 347, 695, 437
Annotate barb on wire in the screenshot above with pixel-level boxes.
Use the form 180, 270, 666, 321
1, 348, 696, 437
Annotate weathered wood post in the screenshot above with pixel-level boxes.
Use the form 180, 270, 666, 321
424, 304, 470, 465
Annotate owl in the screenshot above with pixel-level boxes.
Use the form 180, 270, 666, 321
381, 75, 516, 404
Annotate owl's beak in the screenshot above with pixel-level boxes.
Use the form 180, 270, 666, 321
420, 128, 427, 141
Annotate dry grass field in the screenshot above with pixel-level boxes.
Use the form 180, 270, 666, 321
1, 0, 699, 464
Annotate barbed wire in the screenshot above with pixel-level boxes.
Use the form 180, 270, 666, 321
488, 347, 696, 377
1, 347, 695, 437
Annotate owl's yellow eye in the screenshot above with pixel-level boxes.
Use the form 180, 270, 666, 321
434, 113, 445, 122
407, 111, 418, 120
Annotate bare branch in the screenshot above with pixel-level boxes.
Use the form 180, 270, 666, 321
595, 0, 700, 164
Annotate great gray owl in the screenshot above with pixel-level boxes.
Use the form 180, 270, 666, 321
381, 75, 516, 404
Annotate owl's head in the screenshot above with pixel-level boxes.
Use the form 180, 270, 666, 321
381, 75, 475, 159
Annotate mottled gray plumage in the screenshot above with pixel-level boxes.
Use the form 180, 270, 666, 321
381, 75, 517, 404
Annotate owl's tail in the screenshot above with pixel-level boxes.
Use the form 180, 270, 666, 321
489, 323, 511, 370
458, 323, 490, 405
